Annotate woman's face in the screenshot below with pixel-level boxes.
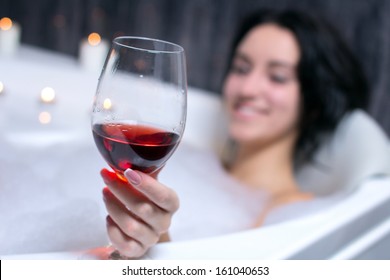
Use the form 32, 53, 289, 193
223, 24, 301, 147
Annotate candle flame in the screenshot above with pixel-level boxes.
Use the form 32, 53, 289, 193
39, 111, 52, 124
103, 98, 112, 110
88, 32, 101, 46
0, 17, 13, 31
40, 87, 56, 103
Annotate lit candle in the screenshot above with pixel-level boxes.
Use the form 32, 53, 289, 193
79, 32, 109, 72
40, 87, 56, 104
0, 17, 21, 56
103, 98, 112, 110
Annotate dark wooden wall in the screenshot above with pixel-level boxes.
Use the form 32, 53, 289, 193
1, 0, 390, 135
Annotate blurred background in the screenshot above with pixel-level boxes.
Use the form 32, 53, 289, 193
1, 0, 390, 135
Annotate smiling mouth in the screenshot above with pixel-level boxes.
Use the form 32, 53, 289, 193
233, 101, 270, 119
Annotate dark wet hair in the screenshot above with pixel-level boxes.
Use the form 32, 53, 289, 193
225, 9, 369, 164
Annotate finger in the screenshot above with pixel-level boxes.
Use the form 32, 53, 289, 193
100, 168, 119, 181
101, 168, 178, 232
106, 216, 146, 258
103, 188, 160, 246
103, 186, 171, 235
101, 168, 147, 206
124, 168, 180, 213
149, 164, 165, 179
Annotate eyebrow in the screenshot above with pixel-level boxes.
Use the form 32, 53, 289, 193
268, 61, 296, 70
233, 52, 251, 64
234, 52, 296, 70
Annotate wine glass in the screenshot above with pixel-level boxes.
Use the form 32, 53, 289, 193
91, 36, 187, 258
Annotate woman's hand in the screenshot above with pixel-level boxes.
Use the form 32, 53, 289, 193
101, 168, 179, 258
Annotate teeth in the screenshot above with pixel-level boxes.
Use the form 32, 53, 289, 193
236, 105, 258, 116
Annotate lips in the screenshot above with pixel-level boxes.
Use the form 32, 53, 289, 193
232, 101, 270, 120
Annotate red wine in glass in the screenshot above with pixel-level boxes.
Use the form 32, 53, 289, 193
92, 123, 180, 178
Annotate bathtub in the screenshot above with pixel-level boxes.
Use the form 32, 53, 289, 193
1, 46, 390, 260
143, 177, 390, 259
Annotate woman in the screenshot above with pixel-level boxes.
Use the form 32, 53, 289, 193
101, 9, 368, 258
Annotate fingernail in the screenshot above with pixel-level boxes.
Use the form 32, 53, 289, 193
124, 169, 141, 186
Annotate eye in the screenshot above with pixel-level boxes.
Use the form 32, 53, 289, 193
230, 63, 250, 75
270, 74, 289, 84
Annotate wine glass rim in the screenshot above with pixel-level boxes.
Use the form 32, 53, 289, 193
113, 36, 184, 54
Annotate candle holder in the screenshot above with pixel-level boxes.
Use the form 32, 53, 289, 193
0, 17, 21, 56
79, 32, 109, 72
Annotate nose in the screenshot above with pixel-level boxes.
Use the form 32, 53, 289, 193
239, 70, 267, 98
